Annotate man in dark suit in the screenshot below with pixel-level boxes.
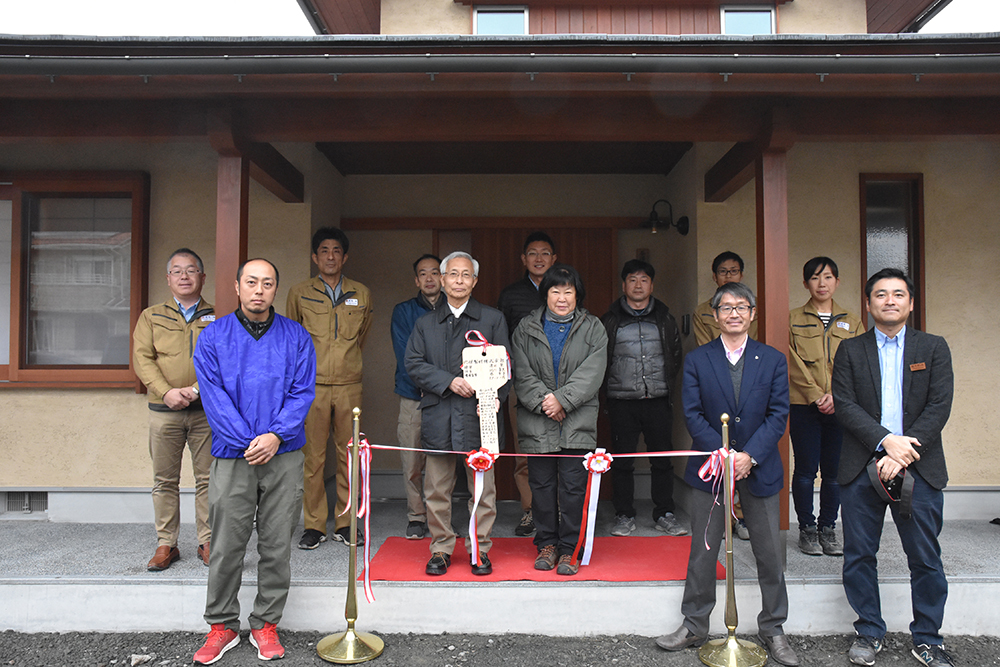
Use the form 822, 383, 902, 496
832, 268, 954, 667
656, 282, 798, 667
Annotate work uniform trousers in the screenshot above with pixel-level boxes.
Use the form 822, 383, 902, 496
607, 397, 676, 521
681, 481, 789, 638
303, 382, 363, 534
397, 397, 427, 523
424, 452, 496, 556
205, 449, 304, 632
789, 403, 844, 530
527, 448, 589, 556
841, 469, 947, 646
148, 407, 213, 547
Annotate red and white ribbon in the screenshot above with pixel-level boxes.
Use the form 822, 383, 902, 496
696, 447, 736, 550
571, 448, 614, 567
465, 447, 497, 566
342, 435, 375, 603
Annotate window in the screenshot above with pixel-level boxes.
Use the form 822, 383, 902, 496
0, 172, 149, 386
722, 6, 775, 35
860, 174, 924, 329
0, 197, 11, 373
475, 6, 528, 35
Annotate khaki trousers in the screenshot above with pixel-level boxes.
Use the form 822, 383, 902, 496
424, 453, 496, 556
148, 408, 213, 547
507, 390, 532, 511
205, 449, 304, 632
303, 383, 363, 533
397, 397, 427, 523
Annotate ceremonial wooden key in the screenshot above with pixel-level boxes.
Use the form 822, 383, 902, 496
462, 343, 509, 454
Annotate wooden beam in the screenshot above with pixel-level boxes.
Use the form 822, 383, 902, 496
705, 105, 795, 203
215, 156, 249, 317
246, 143, 305, 203
755, 148, 790, 531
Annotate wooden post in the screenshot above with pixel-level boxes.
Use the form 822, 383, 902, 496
755, 149, 791, 531
215, 155, 249, 316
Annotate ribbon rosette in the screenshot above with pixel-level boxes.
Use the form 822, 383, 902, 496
466, 448, 497, 566
571, 448, 614, 567
341, 435, 375, 603
696, 447, 736, 550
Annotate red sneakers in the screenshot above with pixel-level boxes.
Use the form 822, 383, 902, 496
193, 624, 240, 665
250, 622, 286, 661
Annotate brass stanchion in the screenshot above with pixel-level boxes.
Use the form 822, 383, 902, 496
317, 407, 385, 664
698, 413, 767, 667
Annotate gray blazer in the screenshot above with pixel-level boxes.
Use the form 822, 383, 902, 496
832, 327, 953, 490
404, 298, 510, 452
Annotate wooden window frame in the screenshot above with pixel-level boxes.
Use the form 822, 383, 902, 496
859, 173, 925, 331
0, 171, 149, 389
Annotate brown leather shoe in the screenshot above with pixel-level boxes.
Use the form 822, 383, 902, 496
197, 542, 210, 567
147, 545, 180, 571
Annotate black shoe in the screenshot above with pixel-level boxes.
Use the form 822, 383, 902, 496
426, 552, 451, 575
471, 553, 492, 576
514, 510, 535, 536
405, 521, 427, 539
332, 526, 364, 546
297, 529, 326, 550
911, 644, 956, 667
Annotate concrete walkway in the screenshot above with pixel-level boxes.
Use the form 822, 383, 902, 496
2, 499, 999, 636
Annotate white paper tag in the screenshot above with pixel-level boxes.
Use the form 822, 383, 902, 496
462, 345, 509, 454
345, 298, 359, 306
201, 315, 216, 322
837, 321, 850, 330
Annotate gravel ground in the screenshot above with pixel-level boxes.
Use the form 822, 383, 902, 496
2, 631, 998, 667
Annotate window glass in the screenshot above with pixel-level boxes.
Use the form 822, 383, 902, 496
476, 8, 527, 35
723, 8, 774, 35
0, 200, 10, 365
26, 196, 132, 366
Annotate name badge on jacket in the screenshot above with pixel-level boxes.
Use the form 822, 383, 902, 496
346, 298, 359, 306
910, 362, 926, 371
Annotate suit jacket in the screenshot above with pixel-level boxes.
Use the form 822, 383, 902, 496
682, 337, 789, 497
404, 298, 511, 452
832, 327, 953, 490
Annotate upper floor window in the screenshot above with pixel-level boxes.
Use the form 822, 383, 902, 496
475, 6, 528, 35
722, 6, 775, 35
0, 172, 149, 387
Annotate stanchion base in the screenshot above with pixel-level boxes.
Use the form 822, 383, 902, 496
698, 635, 768, 667
317, 628, 384, 664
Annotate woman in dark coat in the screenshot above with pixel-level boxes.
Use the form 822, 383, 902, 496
510, 264, 608, 576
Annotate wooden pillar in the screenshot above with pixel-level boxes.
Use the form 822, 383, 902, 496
215, 155, 249, 316
755, 148, 791, 530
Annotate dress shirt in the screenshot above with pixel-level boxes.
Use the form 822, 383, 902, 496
722, 334, 748, 366
174, 298, 199, 323
875, 325, 906, 438
449, 300, 469, 319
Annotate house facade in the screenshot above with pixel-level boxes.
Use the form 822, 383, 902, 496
1, 0, 997, 521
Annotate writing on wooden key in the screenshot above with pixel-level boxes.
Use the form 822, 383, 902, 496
462, 344, 508, 454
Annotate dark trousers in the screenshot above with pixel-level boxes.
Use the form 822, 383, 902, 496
607, 397, 675, 520
841, 469, 947, 646
527, 448, 589, 556
789, 403, 844, 530
681, 482, 788, 637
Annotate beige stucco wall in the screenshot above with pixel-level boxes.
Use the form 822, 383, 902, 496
2, 140, 997, 489
779, 0, 869, 35
381, 0, 470, 35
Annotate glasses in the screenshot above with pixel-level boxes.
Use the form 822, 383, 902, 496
715, 304, 752, 315
525, 251, 553, 259
168, 268, 202, 277
446, 271, 475, 280
716, 268, 742, 278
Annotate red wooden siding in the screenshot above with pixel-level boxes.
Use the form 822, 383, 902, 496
530, 5, 721, 34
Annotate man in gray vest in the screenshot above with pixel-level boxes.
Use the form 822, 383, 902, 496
601, 260, 686, 537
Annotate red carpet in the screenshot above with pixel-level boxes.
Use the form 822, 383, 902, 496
364, 536, 725, 582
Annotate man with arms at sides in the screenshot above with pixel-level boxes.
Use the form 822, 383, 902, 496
496, 231, 558, 537
286, 227, 374, 550
658, 282, 799, 667
832, 268, 955, 667
391, 253, 446, 540
133, 248, 215, 571
406, 252, 511, 576
601, 259, 686, 538
692, 250, 759, 346
191, 259, 316, 664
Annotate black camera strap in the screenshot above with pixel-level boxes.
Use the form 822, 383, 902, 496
866, 457, 915, 520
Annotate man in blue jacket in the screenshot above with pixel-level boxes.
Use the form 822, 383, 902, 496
391, 253, 445, 540
191, 258, 316, 665
656, 282, 798, 667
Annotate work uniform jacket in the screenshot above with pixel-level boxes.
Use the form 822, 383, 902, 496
788, 298, 864, 406
511, 306, 608, 454
132, 298, 215, 409
404, 298, 510, 452
285, 275, 373, 386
